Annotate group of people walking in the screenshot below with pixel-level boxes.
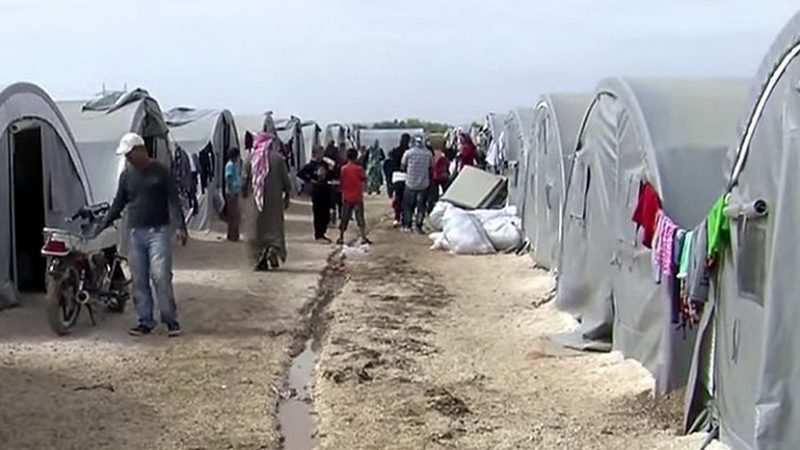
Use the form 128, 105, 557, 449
103, 129, 477, 339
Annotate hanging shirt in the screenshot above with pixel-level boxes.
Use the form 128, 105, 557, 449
651, 211, 665, 283
631, 181, 662, 248
706, 194, 730, 261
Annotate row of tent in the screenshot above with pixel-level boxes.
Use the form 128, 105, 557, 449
479, 10, 800, 450
0, 84, 343, 310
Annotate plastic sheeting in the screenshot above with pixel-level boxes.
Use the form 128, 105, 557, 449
522, 94, 589, 271
0, 83, 92, 308
683, 11, 800, 450
557, 78, 748, 397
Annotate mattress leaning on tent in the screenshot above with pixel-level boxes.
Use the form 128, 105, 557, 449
683, 11, 800, 450
501, 108, 535, 215
521, 93, 590, 271
555, 78, 748, 396
0, 83, 93, 308
165, 107, 240, 231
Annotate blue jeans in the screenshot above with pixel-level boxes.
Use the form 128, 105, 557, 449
402, 188, 427, 230
129, 226, 177, 328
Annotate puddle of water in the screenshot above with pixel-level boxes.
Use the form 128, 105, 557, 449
278, 340, 319, 450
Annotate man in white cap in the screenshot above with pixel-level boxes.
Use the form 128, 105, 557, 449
103, 133, 188, 337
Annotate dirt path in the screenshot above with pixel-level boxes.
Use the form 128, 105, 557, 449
0, 201, 331, 450
313, 202, 721, 450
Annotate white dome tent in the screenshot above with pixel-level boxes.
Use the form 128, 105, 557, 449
557, 78, 748, 396
165, 107, 240, 231
0, 83, 93, 308
684, 11, 800, 449
522, 93, 590, 270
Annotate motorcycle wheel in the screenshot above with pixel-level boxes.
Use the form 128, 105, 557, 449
46, 272, 81, 336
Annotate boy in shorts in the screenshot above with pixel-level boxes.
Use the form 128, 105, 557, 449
338, 148, 372, 246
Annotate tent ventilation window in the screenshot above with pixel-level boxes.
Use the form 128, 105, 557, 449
736, 220, 766, 306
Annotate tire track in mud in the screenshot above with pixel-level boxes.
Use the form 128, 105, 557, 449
275, 250, 347, 450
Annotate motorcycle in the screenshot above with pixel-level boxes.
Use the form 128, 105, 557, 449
41, 203, 130, 335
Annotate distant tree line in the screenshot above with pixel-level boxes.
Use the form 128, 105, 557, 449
356, 118, 451, 134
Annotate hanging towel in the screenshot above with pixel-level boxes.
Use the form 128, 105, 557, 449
670, 230, 685, 324
707, 194, 731, 262
677, 230, 693, 279
658, 214, 679, 278
688, 221, 710, 303
631, 181, 662, 248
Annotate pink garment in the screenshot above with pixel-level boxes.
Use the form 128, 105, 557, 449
657, 212, 678, 279
651, 211, 664, 283
251, 132, 273, 212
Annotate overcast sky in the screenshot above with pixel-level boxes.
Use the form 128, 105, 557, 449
0, 0, 797, 124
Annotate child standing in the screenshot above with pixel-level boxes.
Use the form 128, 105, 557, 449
338, 148, 371, 246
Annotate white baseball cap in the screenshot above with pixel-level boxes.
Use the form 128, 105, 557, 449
116, 132, 146, 155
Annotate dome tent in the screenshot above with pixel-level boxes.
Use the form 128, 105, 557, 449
502, 108, 536, 213
165, 107, 240, 231
57, 89, 172, 255
557, 78, 748, 395
0, 83, 93, 308
684, 11, 800, 449
522, 93, 590, 270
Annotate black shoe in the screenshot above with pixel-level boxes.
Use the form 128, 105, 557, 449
167, 323, 182, 338
267, 249, 280, 269
336, 237, 344, 245
316, 236, 332, 244
129, 324, 152, 337
362, 237, 373, 245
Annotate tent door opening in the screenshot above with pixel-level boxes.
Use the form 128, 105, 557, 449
10, 126, 46, 293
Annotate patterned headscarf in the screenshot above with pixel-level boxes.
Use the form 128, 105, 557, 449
251, 132, 273, 211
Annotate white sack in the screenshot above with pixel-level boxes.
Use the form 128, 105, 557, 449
442, 207, 495, 255
483, 215, 523, 251
428, 201, 452, 231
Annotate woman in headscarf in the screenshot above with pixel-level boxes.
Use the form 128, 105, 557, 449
458, 132, 477, 172
366, 139, 385, 195
242, 132, 293, 271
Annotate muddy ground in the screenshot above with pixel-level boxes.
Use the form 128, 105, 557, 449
0, 196, 726, 450
0, 201, 331, 450
313, 201, 723, 450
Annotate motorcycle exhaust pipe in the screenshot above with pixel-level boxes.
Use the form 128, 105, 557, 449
76, 290, 91, 305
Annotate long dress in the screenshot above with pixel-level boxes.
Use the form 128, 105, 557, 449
366, 146, 385, 194
242, 149, 292, 264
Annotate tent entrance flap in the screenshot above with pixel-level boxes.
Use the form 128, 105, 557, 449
11, 126, 46, 293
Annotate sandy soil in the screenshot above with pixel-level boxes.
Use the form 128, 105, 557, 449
314, 201, 724, 450
0, 200, 332, 450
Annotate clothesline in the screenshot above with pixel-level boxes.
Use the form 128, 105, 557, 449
631, 182, 729, 331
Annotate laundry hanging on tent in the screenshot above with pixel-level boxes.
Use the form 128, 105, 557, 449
632, 181, 662, 248
172, 146, 196, 215
706, 193, 731, 266
651, 211, 678, 284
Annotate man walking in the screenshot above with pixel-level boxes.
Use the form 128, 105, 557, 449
104, 133, 188, 337
401, 136, 433, 233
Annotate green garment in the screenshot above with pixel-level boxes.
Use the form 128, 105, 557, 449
242, 150, 292, 264
678, 230, 693, 279
706, 194, 730, 260
366, 144, 385, 194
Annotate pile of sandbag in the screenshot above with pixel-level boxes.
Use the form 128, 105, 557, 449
429, 202, 523, 255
